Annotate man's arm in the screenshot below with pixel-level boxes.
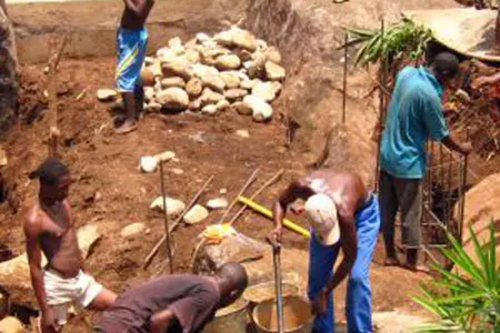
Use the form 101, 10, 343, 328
325, 213, 357, 293
150, 309, 176, 333
270, 180, 313, 244
122, 0, 151, 17
24, 218, 57, 333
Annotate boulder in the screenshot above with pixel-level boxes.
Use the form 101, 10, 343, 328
200, 73, 226, 93
207, 198, 229, 210
215, 54, 241, 71
186, 78, 203, 97
156, 88, 189, 111
161, 61, 192, 81
234, 48, 253, 62
201, 104, 218, 116
240, 79, 257, 91
220, 72, 241, 89
232, 28, 257, 52
96, 89, 117, 102
200, 88, 224, 106
184, 204, 209, 225
224, 89, 248, 102
252, 81, 281, 102
213, 30, 234, 47
120, 223, 146, 239
185, 49, 201, 64
188, 98, 202, 111
150, 197, 186, 216
265, 61, 286, 81
248, 52, 268, 79
243, 95, 273, 122
160, 77, 186, 89
216, 99, 231, 112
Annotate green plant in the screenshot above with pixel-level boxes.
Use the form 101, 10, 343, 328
413, 222, 500, 333
346, 20, 433, 67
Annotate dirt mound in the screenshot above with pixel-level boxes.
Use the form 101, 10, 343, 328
457, 172, 500, 259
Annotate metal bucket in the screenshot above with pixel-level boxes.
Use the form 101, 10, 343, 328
252, 296, 314, 333
203, 297, 249, 333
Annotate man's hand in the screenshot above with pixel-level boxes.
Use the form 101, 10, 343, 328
267, 226, 283, 248
41, 308, 58, 333
460, 142, 473, 155
311, 289, 328, 316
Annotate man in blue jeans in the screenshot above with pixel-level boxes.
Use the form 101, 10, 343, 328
269, 170, 380, 333
115, 0, 154, 134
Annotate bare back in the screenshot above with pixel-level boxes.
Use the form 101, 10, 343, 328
303, 170, 368, 216
26, 200, 82, 278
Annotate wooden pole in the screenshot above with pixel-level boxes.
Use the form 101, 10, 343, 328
144, 175, 215, 269
374, 18, 385, 192
342, 32, 349, 124
159, 162, 174, 274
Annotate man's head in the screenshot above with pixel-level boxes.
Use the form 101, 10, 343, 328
304, 193, 340, 246
29, 158, 71, 203
429, 52, 460, 87
215, 263, 248, 308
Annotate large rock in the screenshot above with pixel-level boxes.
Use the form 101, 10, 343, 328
243, 95, 273, 122
265, 46, 282, 64
186, 78, 203, 97
120, 223, 146, 239
252, 81, 281, 102
184, 204, 209, 225
150, 197, 186, 216
232, 28, 258, 52
224, 89, 248, 102
0, 4, 18, 135
200, 73, 226, 93
215, 54, 241, 71
200, 88, 224, 106
192, 64, 219, 79
201, 104, 218, 116
220, 72, 241, 89
156, 88, 189, 111
265, 61, 286, 81
161, 61, 193, 81
161, 77, 186, 89
456, 173, 500, 264
0, 316, 26, 333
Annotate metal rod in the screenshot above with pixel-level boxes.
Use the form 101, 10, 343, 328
228, 169, 284, 226
458, 130, 470, 244
159, 162, 175, 274
446, 149, 453, 225
342, 32, 349, 124
144, 175, 215, 269
273, 246, 285, 333
374, 18, 385, 192
217, 168, 259, 224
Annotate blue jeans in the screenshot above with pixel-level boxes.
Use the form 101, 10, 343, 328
308, 194, 380, 333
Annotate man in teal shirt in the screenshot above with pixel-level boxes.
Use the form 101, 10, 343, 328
379, 52, 472, 271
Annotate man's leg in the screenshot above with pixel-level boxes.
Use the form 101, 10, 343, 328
118, 92, 138, 134
87, 288, 117, 311
308, 232, 340, 333
379, 170, 400, 265
346, 196, 381, 333
78, 271, 117, 311
394, 178, 423, 271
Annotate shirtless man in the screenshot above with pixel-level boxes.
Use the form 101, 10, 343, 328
115, 0, 155, 134
24, 158, 117, 333
268, 170, 380, 333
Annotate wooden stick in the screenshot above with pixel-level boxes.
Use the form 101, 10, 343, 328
144, 175, 215, 269
159, 162, 175, 274
228, 169, 284, 226
217, 168, 259, 224
341, 32, 348, 124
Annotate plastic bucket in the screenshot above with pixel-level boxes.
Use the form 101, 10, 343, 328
252, 296, 313, 333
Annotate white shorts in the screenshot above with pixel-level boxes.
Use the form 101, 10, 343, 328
44, 269, 103, 326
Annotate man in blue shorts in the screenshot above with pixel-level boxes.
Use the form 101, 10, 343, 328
268, 170, 380, 333
115, 0, 154, 134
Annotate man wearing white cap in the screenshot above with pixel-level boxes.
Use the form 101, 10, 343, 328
269, 170, 380, 333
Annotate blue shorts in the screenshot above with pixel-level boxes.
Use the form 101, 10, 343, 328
116, 27, 148, 92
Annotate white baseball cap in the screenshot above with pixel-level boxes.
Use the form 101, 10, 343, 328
305, 193, 340, 246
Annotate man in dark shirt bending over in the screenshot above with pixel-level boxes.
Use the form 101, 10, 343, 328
94, 263, 248, 333
115, 0, 154, 134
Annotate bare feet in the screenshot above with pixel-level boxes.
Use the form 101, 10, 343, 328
384, 256, 400, 267
115, 119, 138, 134
402, 263, 430, 274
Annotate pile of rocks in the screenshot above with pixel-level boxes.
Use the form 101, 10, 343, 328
139, 27, 286, 122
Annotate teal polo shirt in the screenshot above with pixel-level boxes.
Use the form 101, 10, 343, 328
380, 66, 449, 179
